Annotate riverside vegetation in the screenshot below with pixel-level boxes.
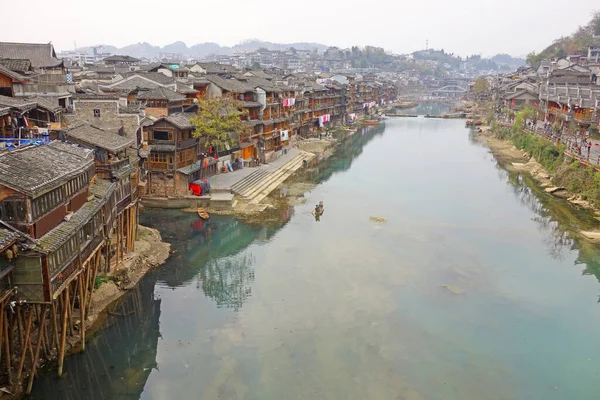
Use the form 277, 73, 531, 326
486, 105, 600, 210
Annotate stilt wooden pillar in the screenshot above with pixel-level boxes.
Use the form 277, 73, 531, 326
58, 289, 70, 377
26, 304, 48, 394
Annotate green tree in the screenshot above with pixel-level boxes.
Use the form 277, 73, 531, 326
250, 61, 261, 70
473, 78, 489, 95
191, 97, 250, 152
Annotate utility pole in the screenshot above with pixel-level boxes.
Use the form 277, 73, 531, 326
425, 39, 428, 51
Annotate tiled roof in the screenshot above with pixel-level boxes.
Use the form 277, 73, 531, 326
35, 198, 104, 253
0, 95, 38, 112
164, 113, 194, 129
176, 82, 197, 94
0, 42, 62, 69
204, 75, 255, 93
137, 87, 186, 101
0, 143, 94, 197
149, 144, 176, 152
73, 92, 120, 100
0, 58, 32, 73
0, 63, 28, 82
89, 178, 116, 199
0, 229, 18, 251
197, 62, 238, 74
118, 71, 175, 85
103, 55, 141, 63
0, 107, 10, 116
100, 75, 165, 92
64, 122, 134, 152
47, 141, 95, 159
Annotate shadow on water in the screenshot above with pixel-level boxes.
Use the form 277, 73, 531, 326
27, 269, 161, 400
26, 122, 390, 399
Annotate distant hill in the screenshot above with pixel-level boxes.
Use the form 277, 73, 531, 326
74, 40, 329, 60
526, 12, 600, 67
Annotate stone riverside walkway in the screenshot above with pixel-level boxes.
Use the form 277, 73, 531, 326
209, 147, 304, 193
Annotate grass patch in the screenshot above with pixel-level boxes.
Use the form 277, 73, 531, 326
94, 274, 110, 289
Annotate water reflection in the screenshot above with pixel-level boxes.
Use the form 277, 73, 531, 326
28, 270, 161, 400
473, 133, 600, 300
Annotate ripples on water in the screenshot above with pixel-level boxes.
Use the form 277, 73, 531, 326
29, 105, 600, 400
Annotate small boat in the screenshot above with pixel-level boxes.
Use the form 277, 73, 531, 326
363, 119, 385, 126
197, 208, 209, 220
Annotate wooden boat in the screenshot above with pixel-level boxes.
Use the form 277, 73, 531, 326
386, 113, 418, 117
197, 208, 209, 220
363, 119, 384, 126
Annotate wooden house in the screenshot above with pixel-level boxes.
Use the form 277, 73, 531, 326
0, 142, 99, 302
136, 87, 188, 118
63, 122, 139, 269
145, 114, 199, 196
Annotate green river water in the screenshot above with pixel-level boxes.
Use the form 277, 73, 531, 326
29, 104, 600, 399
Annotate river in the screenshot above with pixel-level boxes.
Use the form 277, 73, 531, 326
28, 104, 600, 399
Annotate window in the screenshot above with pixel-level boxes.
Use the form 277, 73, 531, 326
150, 153, 168, 163
93, 109, 101, 117
153, 131, 170, 141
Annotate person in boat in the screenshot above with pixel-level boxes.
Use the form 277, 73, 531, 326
312, 204, 322, 221
318, 201, 324, 215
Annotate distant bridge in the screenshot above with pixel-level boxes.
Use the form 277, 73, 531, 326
430, 85, 467, 98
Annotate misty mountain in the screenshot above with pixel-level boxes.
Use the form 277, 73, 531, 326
76, 40, 329, 60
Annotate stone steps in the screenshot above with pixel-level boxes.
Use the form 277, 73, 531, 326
241, 155, 305, 200
231, 169, 272, 197
249, 153, 314, 204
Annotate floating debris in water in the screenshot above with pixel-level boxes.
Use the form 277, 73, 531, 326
369, 216, 387, 223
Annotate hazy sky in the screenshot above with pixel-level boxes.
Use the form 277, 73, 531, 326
3, 0, 598, 57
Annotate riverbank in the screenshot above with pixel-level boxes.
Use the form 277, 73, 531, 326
84, 226, 171, 333
473, 127, 600, 242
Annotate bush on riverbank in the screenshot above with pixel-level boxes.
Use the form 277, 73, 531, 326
554, 161, 600, 204
511, 131, 564, 172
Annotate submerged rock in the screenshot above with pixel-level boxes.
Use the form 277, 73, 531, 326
438, 284, 465, 295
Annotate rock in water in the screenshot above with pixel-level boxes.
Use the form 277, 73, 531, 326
369, 216, 387, 223
438, 284, 465, 295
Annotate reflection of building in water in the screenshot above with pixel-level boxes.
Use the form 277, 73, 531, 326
29, 270, 161, 399
140, 211, 286, 310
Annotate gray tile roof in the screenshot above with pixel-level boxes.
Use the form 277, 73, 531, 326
149, 144, 176, 152
176, 81, 198, 94
118, 71, 175, 85
0, 143, 94, 197
204, 75, 255, 93
47, 141, 95, 159
100, 75, 165, 92
164, 113, 194, 129
73, 92, 120, 100
64, 122, 134, 152
89, 178, 116, 199
35, 197, 104, 253
0, 229, 18, 251
103, 55, 141, 63
197, 62, 238, 74
0, 95, 38, 112
0, 63, 28, 82
0, 42, 63, 69
0, 107, 10, 116
0, 58, 32, 73
137, 87, 186, 101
